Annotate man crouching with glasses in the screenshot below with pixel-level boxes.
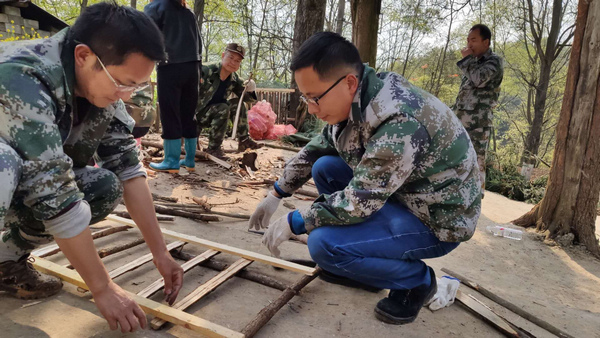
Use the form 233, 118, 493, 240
249, 32, 481, 325
0, 2, 183, 333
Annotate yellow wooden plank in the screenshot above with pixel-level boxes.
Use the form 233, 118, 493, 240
106, 215, 317, 276
31, 257, 244, 338
109, 241, 186, 279
151, 258, 253, 329
138, 249, 220, 298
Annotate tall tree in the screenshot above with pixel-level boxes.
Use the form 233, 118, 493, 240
194, 0, 205, 36
336, 0, 346, 34
513, 0, 600, 256
518, 0, 575, 167
350, 0, 382, 67
289, 0, 326, 128
131, 0, 137, 9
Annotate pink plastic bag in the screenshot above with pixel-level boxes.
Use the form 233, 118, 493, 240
264, 124, 298, 140
247, 101, 277, 140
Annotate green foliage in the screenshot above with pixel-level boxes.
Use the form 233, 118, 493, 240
486, 164, 547, 203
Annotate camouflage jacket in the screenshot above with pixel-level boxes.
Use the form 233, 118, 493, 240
454, 49, 503, 111
124, 86, 155, 128
0, 28, 144, 221
277, 66, 481, 242
197, 62, 256, 111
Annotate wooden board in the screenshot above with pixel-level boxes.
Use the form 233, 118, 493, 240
455, 290, 519, 337
106, 215, 317, 276
31, 257, 244, 338
151, 258, 253, 329
109, 241, 186, 279
138, 249, 220, 298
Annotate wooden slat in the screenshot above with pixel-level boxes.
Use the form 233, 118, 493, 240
106, 215, 317, 276
32, 225, 131, 258
151, 258, 253, 329
455, 290, 519, 337
31, 257, 244, 338
255, 88, 295, 93
138, 249, 220, 298
109, 241, 186, 279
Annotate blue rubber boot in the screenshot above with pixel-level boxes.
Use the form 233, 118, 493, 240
180, 138, 197, 171
149, 139, 181, 173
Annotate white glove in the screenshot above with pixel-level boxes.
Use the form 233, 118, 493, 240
248, 192, 281, 230
426, 276, 460, 311
262, 215, 293, 258
244, 79, 256, 92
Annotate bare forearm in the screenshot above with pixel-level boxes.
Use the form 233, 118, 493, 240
55, 228, 111, 293
122, 177, 168, 259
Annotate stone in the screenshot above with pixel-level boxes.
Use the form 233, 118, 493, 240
0, 5, 21, 17
23, 19, 38, 29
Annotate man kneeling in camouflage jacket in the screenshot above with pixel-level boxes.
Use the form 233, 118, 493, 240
0, 3, 183, 333
249, 32, 481, 325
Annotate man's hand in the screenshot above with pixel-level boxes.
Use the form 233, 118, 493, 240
249, 192, 282, 230
153, 254, 184, 305
461, 47, 473, 57
93, 281, 147, 333
243, 79, 256, 92
262, 215, 293, 258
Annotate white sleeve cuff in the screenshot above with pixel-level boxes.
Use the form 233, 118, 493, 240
43, 200, 91, 239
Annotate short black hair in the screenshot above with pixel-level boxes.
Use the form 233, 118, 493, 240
290, 32, 364, 81
68, 2, 166, 66
470, 24, 492, 42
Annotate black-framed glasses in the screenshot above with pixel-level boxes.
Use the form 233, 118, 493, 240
75, 40, 149, 93
300, 75, 348, 106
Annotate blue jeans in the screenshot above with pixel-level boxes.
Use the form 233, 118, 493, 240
307, 156, 459, 290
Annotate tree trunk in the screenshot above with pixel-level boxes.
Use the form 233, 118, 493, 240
130, 0, 137, 9
80, 0, 88, 14
513, 0, 600, 257
289, 0, 326, 128
335, 0, 345, 34
194, 0, 205, 36
519, 0, 568, 167
350, 0, 381, 67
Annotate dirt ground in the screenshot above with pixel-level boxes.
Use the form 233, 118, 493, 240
1, 134, 599, 338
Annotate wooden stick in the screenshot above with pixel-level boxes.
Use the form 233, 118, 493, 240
111, 210, 174, 222
141, 139, 231, 169
31, 258, 244, 338
192, 196, 211, 210
138, 249, 221, 298
151, 193, 179, 203
107, 215, 317, 275
154, 204, 220, 222
158, 200, 251, 220
32, 225, 131, 258
244, 179, 319, 198
455, 290, 519, 337
151, 258, 253, 329
171, 249, 287, 291
442, 268, 575, 338
109, 241, 186, 279
259, 143, 301, 152
241, 267, 322, 337
98, 238, 146, 259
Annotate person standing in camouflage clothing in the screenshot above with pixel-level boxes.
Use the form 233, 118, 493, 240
0, 3, 183, 333
196, 43, 261, 159
249, 32, 481, 325
454, 24, 504, 192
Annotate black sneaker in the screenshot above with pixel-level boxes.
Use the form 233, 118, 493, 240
374, 267, 437, 325
319, 269, 382, 293
0, 254, 63, 300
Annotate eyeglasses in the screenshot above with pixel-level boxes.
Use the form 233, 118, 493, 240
96, 55, 149, 93
300, 75, 348, 106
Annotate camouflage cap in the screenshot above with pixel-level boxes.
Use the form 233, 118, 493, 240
225, 43, 245, 58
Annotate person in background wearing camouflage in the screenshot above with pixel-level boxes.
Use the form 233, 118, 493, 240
249, 32, 481, 325
124, 86, 156, 139
196, 43, 261, 159
0, 3, 183, 333
454, 24, 504, 193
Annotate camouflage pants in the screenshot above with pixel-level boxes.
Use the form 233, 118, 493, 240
455, 109, 492, 190
0, 143, 122, 259
196, 99, 249, 150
